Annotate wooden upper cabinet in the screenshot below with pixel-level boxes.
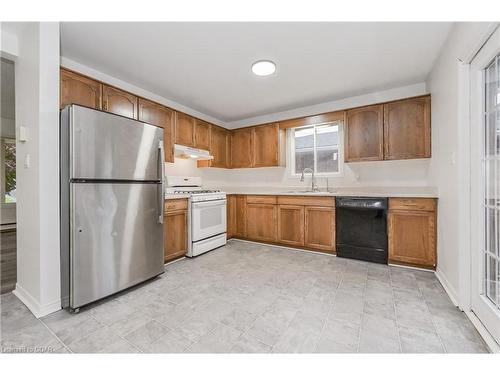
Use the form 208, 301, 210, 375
175, 112, 195, 147
253, 123, 279, 167
211, 125, 231, 168
60, 69, 102, 110
194, 119, 211, 151
231, 127, 254, 168
384, 96, 431, 160
102, 85, 138, 119
345, 104, 384, 162
138, 98, 175, 163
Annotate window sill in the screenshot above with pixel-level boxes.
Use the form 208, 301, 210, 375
288, 173, 344, 179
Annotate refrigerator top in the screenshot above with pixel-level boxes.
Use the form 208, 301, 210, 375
63, 105, 164, 182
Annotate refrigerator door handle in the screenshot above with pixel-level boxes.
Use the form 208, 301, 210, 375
158, 140, 165, 224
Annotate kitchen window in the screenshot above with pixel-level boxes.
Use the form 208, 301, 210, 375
287, 121, 343, 177
1, 138, 16, 204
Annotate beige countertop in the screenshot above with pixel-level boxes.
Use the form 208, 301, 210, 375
165, 193, 190, 200
218, 186, 438, 198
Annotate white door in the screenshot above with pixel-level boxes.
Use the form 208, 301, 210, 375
470, 26, 500, 345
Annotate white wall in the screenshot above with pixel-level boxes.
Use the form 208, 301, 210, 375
170, 159, 431, 190
0, 24, 19, 59
427, 22, 498, 307
166, 83, 432, 190
9, 22, 61, 317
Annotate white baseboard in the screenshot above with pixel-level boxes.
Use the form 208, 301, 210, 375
388, 263, 434, 273
434, 268, 500, 353
230, 238, 337, 257
13, 283, 61, 318
464, 310, 500, 353
435, 267, 460, 308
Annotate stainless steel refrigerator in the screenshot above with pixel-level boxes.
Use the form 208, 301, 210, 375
60, 104, 165, 311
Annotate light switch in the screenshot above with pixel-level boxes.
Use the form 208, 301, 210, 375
450, 151, 456, 165
19, 126, 28, 142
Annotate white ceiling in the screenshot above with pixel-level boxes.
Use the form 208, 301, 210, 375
60, 22, 452, 124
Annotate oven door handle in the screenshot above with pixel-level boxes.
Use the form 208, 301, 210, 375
192, 200, 226, 208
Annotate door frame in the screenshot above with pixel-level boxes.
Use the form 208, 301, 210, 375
469, 25, 500, 346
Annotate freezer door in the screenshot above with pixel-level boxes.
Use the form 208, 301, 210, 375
69, 105, 163, 181
70, 182, 164, 308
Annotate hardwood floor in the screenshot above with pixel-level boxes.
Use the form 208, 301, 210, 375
0, 229, 16, 295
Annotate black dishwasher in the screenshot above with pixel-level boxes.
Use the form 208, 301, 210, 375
336, 197, 388, 264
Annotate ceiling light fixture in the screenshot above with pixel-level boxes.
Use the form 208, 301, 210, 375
251, 60, 276, 76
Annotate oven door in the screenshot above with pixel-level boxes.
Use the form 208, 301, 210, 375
191, 199, 227, 242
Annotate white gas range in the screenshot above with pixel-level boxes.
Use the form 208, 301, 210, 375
166, 176, 227, 257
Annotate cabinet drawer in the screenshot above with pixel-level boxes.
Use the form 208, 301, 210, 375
277, 195, 335, 207
165, 198, 188, 212
389, 198, 436, 212
246, 195, 277, 204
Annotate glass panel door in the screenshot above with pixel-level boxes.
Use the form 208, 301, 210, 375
484, 55, 500, 310
470, 26, 500, 346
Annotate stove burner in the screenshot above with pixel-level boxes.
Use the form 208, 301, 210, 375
173, 189, 221, 194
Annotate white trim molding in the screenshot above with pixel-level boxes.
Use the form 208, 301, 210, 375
435, 267, 460, 308
464, 310, 500, 353
436, 266, 500, 353
13, 284, 61, 318
60, 57, 227, 128
227, 82, 428, 128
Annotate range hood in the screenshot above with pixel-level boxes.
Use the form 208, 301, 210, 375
174, 144, 214, 160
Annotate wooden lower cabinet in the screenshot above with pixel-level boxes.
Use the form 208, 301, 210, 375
246, 203, 277, 242
304, 206, 335, 252
388, 207, 436, 268
164, 199, 188, 263
234, 195, 247, 237
227, 195, 236, 238
277, 205, 305, 247
227, 194, 436, 270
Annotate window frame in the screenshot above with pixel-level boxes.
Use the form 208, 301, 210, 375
1, 137, 16, 206
287, 120, 344, 179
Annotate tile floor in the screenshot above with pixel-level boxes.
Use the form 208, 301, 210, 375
0, 241, 490, 353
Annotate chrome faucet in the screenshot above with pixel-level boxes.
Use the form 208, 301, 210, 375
300, 168, 318, 191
